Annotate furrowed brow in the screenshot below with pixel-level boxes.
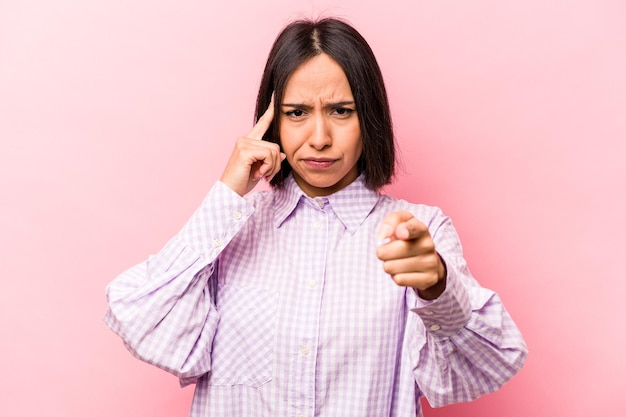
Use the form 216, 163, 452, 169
281, 101, 355, 109
281, 103, 312, 110
326, 101, 355, 107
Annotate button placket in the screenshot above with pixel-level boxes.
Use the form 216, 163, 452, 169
289, 198, 327, 415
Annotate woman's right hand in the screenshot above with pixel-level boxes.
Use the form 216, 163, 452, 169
219, 99, 286, 196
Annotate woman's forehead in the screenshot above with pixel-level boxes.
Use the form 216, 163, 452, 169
282, 54, 353, 103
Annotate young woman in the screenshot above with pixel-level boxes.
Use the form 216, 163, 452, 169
105, 17, 527, 417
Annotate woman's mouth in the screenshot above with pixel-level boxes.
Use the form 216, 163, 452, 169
303, 158, 337, 169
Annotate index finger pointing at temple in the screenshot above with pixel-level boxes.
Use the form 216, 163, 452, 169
247, 97, 275, 140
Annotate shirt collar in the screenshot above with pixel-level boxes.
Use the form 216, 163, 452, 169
273, 174, 381, 234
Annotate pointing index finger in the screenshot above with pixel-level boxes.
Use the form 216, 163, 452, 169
247, 96, 275, 140
377, 211, 410, 240
377, 210, 427, 242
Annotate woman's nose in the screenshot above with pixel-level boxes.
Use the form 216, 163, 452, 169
309, 116, 331, 150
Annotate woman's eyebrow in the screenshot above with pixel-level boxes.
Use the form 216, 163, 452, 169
327, 101, 355, 107
281, 103, 310, 109
281, 101, 355, 108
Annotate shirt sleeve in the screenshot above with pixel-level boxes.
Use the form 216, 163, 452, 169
104, 181, 254, 386
407, 209, 528, 407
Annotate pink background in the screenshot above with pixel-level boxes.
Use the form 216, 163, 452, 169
1, 1, 625, 416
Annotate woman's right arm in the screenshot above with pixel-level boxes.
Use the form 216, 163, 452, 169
104, 181, 255, 385
105, 100, 282, 385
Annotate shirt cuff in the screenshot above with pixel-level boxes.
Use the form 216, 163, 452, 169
410, 261, 472, 338
177, 181, 255, 257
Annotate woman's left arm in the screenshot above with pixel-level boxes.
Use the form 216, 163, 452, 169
406, 210, 528, 406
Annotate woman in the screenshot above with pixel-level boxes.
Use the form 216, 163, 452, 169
105, 17, 527, 417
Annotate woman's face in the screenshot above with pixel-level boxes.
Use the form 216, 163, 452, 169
279, 53, 362, 197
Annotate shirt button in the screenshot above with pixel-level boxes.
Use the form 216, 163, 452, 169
308, 280, 317, 288
317, 200, 325, 208
233, 210, 242, 220
299, 346, 309, 355
429, 324, 441, 331
313, 221, 321, 229
212, 237, 223, 247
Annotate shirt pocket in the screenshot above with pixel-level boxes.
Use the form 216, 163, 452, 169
208, 284, 278, 388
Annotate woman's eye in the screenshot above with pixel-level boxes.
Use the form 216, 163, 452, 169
286, 109, 305, 117
333, 108, 354, 116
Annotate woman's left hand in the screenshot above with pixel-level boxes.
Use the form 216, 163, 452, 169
376, 211, 447, 300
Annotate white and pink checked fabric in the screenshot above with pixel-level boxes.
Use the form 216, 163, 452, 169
105, 174, 527, 417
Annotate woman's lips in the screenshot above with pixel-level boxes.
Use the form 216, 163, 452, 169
302, 158, 337, 169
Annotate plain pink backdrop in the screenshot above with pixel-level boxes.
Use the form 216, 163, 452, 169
1, 1, 625, 416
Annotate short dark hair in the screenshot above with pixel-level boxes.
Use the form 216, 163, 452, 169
255, 17, 395, 190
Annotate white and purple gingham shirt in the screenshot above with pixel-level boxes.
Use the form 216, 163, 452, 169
105, 174, 527, 417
